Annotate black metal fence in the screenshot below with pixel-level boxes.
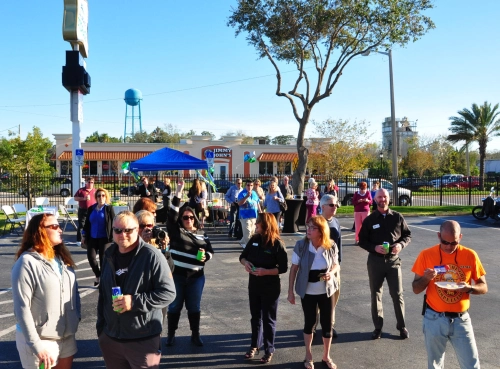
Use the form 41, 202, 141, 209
1, 172, 499, 209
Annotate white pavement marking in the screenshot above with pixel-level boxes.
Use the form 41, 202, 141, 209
0, 289, 12, 295
77, 276, 96, 281
0, 313, 14, 318
75, 267, 92, 273
79, 288, 97, 299
408, 225, 437, 232
0, 300, 13, 305
0, 325, 16, 337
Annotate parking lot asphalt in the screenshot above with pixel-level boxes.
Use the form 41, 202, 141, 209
0, 214, 499, 368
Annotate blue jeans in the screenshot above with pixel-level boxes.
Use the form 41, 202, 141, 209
423, 308, 480, 369
168, 274, 205, 314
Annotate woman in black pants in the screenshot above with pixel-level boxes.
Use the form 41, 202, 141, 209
239, 213, 288, 364
82, 188, 115, 287
287, 216, 340, 369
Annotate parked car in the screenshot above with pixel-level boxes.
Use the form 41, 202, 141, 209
337, 178, 412, 206
430, 174, 465, 188
397, 178, 433, 191
19, 177, 73, 197
120, 185, 138, 196
445, 176, 480, 189
213, 179, 233, 194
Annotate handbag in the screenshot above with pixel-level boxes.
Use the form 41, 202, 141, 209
279, 200, 287, 212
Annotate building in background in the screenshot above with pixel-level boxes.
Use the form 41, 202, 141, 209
381, 117, 418, 158
52, 134, 303, 180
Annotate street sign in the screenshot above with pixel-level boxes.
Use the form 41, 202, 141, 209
205, 150, 214, 167
75, 149, 84, 166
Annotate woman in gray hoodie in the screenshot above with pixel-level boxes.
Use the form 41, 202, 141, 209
12, 213, 81, 369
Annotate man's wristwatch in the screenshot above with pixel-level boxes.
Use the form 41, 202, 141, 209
467, 286, 474, 294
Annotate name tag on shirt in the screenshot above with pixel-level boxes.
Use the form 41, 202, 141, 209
252, 243, 259, 247
373, 224, 380, 229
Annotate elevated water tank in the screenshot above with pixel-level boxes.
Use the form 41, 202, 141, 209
124, 88, 142, 106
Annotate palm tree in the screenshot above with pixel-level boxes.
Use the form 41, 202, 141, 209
447, 102, 500, 188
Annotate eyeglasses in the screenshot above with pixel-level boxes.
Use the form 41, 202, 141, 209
182, 215, 195, 221
113, 227, 137, 234
306, 225, 319, 231
139, 223, 154, 229
325, 204, 338, 208
44, 224, 60, 230
440, 238, 459, 246
96, 194, 106, 198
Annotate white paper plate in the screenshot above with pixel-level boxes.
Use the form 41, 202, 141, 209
435, 281, 462, 290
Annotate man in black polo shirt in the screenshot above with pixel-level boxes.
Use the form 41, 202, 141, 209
358, 189, 411, 340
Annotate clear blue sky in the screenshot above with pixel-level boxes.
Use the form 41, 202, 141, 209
1, 1, 499, 151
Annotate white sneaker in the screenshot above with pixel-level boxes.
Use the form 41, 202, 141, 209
76, 242, 81, 247
240, 242, 246, 248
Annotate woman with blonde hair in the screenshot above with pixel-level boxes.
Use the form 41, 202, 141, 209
288, 216, 339, 369
240, 213, 288, 364
253, 179, 265, 212
12, 213, 80, 369
82, 187, 115, 286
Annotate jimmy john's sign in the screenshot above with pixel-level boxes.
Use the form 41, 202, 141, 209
213, 148, 232, 158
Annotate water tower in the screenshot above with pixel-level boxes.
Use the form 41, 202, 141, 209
124, 88, 143, 142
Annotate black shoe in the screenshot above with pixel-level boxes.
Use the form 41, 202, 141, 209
400, 327, 409, 339
165, 335, 175, 346
332, 328, 338, 338
191, 333, 204, 346
228, 232, 233, 237
372, 329, 382, 340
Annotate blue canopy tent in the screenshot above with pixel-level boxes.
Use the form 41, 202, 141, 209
130, 147, 208, 172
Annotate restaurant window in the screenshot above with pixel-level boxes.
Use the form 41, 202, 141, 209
102, 161, 118, 175
60, 161, 72, 175
82, 161, 98, 176
259, 162, 273, 175
277, 162, 292, 175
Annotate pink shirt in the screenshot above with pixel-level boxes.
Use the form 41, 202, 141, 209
353, 191, 372, 212
306, 188, 319, 205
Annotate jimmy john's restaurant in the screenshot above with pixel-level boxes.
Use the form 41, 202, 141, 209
52, 134, 304, 179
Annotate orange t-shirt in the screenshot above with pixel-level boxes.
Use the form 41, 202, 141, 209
412, 244, 485, 313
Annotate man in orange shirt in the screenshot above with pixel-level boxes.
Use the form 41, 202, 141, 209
412, 220, 487, 369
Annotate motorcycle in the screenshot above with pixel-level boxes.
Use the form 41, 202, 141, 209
472, 187, 500, 221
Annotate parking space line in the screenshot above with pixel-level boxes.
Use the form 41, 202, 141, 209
0, 325, 16, 337
0, 313, 14, 318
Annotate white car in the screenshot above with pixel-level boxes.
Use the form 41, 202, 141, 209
338, 178, 412, 206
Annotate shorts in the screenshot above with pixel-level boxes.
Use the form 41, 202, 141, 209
16, 330, 77, 369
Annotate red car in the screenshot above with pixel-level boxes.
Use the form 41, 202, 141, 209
445, 177, 480, 189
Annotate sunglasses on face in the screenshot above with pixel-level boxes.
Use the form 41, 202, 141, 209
325, 204, 338, 208
113, 227, 136, 234
182, 215, 195, 221
139, 223, 154, 229
440, 238, 459, 246
45, 224, 61, 230
97, 194, 106, 198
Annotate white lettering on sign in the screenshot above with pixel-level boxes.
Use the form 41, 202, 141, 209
213, 148, 232, 158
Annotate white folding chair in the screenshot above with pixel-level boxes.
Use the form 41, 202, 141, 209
35, 197, 50, 206
59, 204, 78, 232
12, 203, 28, 218
2, 205, 25, 235
64, 198, 79, 214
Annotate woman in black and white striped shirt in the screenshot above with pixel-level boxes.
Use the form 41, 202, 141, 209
165, 179, 214, 348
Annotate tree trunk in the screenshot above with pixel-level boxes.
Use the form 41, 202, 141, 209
292, 115, 310, 195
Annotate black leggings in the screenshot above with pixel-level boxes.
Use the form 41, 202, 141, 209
300, 293, 335, 338
87, 236, 108, 278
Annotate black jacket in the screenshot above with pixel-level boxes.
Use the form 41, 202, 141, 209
167, 196, 214, 278
96, 238, 176, 339
83, 203, 115, 242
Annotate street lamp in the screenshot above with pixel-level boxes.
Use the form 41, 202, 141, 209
379, 151, 384, 175
363, 49, 399, 205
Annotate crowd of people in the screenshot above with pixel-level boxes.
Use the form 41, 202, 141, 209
9, 176, 488, 369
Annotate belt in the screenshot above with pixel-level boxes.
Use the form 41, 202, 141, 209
427, 306, 468, 318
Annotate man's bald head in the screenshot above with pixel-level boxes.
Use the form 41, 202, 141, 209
440, 220, 461, 236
